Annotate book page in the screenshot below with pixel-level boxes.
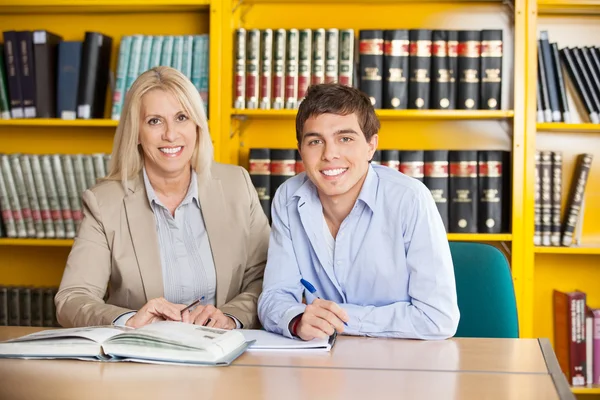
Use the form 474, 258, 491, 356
238, 329, 333, 351
3, 326, 127, 344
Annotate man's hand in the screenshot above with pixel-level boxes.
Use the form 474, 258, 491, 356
295, 299, 349, 341
125, 297, 187, 328
185, 304, 236, 330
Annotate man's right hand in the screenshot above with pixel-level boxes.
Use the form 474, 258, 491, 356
125, 297, 187, 328
294, 298, 349, 341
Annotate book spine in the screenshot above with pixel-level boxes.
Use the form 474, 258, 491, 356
0, 163, 17, 238
538, 43, 553, 122
0, 45, 10, 119
284, 29, 299, 109
197, 35, 209, 115
245, 30, 260, 110
0, 154, 26, 237
9, 154, 35, 237
338, 29, 354, 87
0, 286, 6, 326
125, 34, 143, 93
56, 41, 82, 120
478, 150, 503, 233
539, 31, 561, 121
457, 30, 481, 110
571, 294, 586, 386
325, 29, 339, 84
424, 150, 449, 231
449, 150, 478, 233
171, 35, 183, 72
271, 29, 286, 110
3, 31, 24, 118
399, 151, 424, 182
408, 29, 432, 109
431, 30, 450, 109
42, 288, 55, 327
19, 287, 31, 327
248, 148, 271, 221
32, 30, 62, 119
29, 155, 55, 238
259, 29, 273, 110
16, 31, 36, 118
233, 29, 246, 109
561, 153, 593, 247
573, 47, 600, 116
593, 309, 600, 384
148, 35, 163, 69
50, 155, 75, 239
551, 151, 562, 246
19, 154, 47, 239
383, 29, 409, 109
534, 151, 541, 246
30, 287, 43, 327
447, 31, 458, 110
480, 30, 502, 110
581, 47, 600, 108
311, 29, 325, 86
110, 35, 132, 120
381, 150, 400, 171
297, 29, 312, 103
61, 155, 83, 231
551, 43, 571, 123
160, 35, 174, 67
359, 30, 384, 108
40, 155, 65, 239
139, 35, 155, 77
540, 151, 552, 246
8, 287, 19, 326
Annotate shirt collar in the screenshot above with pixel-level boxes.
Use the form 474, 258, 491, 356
142, 166, 199, 209
290, 164, 378, 212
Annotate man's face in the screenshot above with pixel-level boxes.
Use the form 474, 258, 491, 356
299, 113, 378, 203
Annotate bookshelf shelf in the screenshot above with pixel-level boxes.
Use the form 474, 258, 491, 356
537, 0, 600, 15
571, 385, 600, 394
232, 109, 515, 121
534, 246, 600, 255
0, 119, 118, 128
0, 239, 74, 247
536, 123, 600, 133
446, 234, 512, 242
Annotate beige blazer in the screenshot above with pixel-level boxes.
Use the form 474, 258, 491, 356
55, 162, 270, 329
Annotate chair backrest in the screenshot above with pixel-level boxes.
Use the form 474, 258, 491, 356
449, 242, 519, 338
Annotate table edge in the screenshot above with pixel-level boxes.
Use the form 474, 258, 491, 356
538, 338, 576, 400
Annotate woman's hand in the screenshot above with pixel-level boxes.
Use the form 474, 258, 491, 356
125, 297, 187, 328
185, 304, 236, 330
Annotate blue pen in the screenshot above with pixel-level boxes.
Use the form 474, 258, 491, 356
300, 279, 348, 326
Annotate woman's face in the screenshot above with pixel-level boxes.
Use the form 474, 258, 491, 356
138, 89, 197, 179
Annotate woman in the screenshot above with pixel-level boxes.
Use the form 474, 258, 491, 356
55, 66, 270, 330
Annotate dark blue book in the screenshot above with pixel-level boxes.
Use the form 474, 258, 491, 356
56, 41, 82, 120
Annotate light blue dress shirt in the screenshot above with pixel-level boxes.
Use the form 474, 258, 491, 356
257, 164, 460, 340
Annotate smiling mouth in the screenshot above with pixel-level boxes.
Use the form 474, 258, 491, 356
159, 146, 183, 155
321, 168, 348, 177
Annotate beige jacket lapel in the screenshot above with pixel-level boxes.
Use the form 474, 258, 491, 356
123, 175, 164, 302
198, 175, 233, 307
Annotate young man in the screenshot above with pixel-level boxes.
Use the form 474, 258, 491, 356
257, 83, 460, 341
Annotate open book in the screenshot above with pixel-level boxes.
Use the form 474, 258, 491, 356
0, 321, 250, 366
238, 329, 336, 351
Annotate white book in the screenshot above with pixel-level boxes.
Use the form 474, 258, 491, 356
238, 329, 336, 351
0, 321, 249, 366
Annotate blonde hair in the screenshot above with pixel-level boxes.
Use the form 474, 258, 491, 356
105, 66, 213, 191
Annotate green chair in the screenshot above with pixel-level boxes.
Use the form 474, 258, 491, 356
449, 242, 519, 338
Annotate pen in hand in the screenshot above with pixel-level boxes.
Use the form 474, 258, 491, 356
300, 279, 348, 326
180, 296, 205, 316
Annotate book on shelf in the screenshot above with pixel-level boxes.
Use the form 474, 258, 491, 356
537, 30, 600, 124
553, 289, 600, 386
233, 27, 503, 112
0, 30, 209, 121
248, 147, 511, 234
533, 151, 592, 247
0, 321, 250, 366
0, 285, 59, 328
0, 152, 111, 239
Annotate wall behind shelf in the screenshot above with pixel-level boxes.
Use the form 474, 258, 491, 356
0, 247, 69, 287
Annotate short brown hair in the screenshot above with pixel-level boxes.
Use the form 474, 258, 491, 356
295, 83, 380, 145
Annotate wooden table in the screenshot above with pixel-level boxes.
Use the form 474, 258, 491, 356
0, 327, 575, 400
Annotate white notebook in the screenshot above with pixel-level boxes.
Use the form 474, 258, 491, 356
238, 329, 336, 351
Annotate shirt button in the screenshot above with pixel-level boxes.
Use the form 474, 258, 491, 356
336, 261, 342, 266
